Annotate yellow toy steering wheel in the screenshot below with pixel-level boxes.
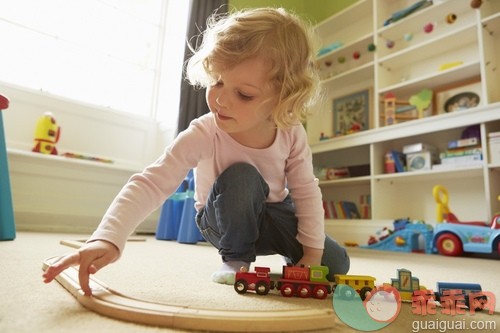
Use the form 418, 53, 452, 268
433, 185, 450, 223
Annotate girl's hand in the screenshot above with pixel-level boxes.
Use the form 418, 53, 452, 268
42, 240, 119, 296
297, 246, 323, 267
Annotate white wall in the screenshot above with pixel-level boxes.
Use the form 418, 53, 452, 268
1, 82, 176, 234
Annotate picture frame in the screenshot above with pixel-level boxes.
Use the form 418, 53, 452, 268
434, 80, 482, 114
333, 89, 370, 136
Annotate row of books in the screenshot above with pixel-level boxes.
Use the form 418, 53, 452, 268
433, 137, 483, 170
323, 198, 371, 219
393, 137, 483, 173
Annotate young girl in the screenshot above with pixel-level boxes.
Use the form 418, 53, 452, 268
43, 7, 350, 295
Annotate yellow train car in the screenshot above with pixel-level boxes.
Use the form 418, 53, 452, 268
334, 274, 376, 300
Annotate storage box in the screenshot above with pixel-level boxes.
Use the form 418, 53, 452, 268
489, 132, 500, 164
406, 151, 438, 171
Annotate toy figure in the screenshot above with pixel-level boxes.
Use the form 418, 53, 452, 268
32, 112, 60, 155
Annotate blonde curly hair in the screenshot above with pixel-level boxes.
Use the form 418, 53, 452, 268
186, 7, 320, 128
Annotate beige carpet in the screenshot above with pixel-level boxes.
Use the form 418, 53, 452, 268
1, 232, 499, 332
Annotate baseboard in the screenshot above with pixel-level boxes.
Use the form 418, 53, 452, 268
15, 210, 159, 234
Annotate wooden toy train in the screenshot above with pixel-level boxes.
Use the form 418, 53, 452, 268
234, 264, 378, 300
234, 265, 491, 312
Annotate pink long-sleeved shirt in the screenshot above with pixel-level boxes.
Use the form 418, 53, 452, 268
89, 113, 325, 253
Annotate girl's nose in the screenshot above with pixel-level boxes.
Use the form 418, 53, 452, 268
216, 96, 223, 106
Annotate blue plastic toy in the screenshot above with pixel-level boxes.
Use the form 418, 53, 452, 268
177, 176, 203, 244
0, 94, 16, 241
362, 219, 434, 254
156, 170, 203, 244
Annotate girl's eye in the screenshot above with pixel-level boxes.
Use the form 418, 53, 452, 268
238, 92, 253, 101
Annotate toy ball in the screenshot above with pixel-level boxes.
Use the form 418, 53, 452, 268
404, 33, 413, 42
367, 43, 376, 52
423, 22, 435, 33
32, 112, 60, 155
386, 40, 395, 49
470, 0, 482, 9
446, 13, 457, 24
353, 51, 360, 60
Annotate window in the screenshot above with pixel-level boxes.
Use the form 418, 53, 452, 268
0, 0, 189, 124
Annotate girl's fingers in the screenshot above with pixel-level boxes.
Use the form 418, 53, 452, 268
42, 252, 81, 283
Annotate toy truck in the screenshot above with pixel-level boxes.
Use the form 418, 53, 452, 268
433, 214, 500, 256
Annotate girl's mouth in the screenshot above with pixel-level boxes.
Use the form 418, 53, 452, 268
216, 112, 232, 121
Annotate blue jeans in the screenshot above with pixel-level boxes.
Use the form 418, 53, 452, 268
196, 163, 350, 280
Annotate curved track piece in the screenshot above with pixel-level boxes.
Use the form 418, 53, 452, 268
42, 256, 335, 332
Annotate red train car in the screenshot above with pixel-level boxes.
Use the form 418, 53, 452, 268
234, 267, 273, 295
276, 265, 331, 299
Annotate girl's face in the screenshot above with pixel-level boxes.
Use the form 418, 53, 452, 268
206, 57, 278, 148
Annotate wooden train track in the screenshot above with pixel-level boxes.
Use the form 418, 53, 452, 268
42, 241, 336, 332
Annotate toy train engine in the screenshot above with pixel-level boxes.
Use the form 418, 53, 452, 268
334, 274, 376, 301
275, 265, 331, 299
234, 267, 273, 295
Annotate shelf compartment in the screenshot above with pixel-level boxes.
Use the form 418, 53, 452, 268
378, 61, 481, 98
317, 33, 374, 81
372, 168, 488, 222
377, 24, 480, 92
316, 0, 373, 50
377, 0, 477, 58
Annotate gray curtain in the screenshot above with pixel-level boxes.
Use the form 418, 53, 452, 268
177, 0, 228, 134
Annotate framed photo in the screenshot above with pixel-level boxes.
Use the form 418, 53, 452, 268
333, 89, 370, 136
434, 80, 482, 114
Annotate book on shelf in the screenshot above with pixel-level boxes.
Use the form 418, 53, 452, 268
432, 162, 483, 171
440, 152, 482, 165
439, 147, 482, 158
322, 200, 361, 219
391, 150, 406, 173
447, 137, 479, 149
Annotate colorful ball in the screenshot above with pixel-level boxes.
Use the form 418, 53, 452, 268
404, 33, 413, 42
367, 43, 376, 52
423, 23, 434, 33
386, 40, 395, 49
446, 13, 457, 24
353, 51, 360, 60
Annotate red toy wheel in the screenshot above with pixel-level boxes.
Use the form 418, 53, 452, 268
255, 280, 270, 295
280, 283, 295, 297
234, 279, 248, 294
312, 286, 329, 299
297, 284, 311, 298
436, 233, 463, 256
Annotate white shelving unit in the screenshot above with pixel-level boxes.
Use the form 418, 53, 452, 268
308, 0, 500, 244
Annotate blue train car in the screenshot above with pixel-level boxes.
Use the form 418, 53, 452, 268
434, 282, 484, 310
